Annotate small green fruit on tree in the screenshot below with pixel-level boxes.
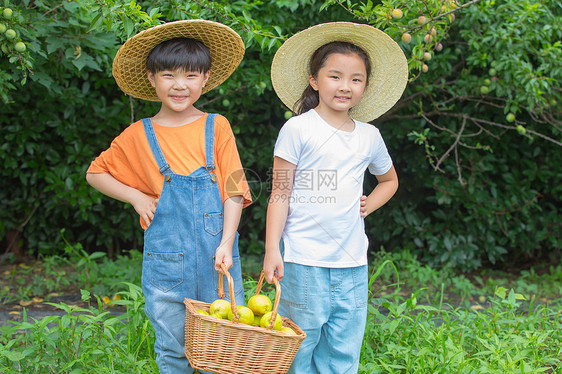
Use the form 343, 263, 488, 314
14, 41, 26, 53
423, 52, 432, 61
222, 99, 230, 106
489, 68, 497, 76
0, 23, 6, 33
480, 86, 489, 94
284, 111, 293, 120
3, 8, 13, 19
516, 125, 526, 135
506, 113, 516, 122
5, 28, 16, 39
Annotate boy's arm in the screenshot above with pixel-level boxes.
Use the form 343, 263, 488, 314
86, 172, 158, 226
214, 195, 244, 272
360, 165, 399, 217
264, 156, 296, 283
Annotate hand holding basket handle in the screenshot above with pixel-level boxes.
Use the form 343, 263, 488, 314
218, 263, 281, 329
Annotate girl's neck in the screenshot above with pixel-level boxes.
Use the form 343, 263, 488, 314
314, 107, 355, 132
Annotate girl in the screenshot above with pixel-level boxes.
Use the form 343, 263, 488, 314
264, 22, 408, 373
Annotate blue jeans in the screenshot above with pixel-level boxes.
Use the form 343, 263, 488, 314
279, 263, 368, 374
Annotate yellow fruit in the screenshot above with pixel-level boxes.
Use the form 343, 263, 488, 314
280, 326, 296, 335
197, 309, 210, 315
248, 294, 272, 316
260, 311, 283, 330
211, 312, 223, 319
401, 33, 412, 44
227, 305, 254, 325
390, 9, 403, 19
209, 299, 231, 319
252, 315, 262, 326
102, 296, 111, 305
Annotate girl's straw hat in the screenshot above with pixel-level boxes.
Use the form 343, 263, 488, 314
271, 22, 408, 122
113, 20, 245, 101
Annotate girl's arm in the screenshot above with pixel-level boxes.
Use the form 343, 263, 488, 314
86, 172, 158, 226
264, 156, 296, 283
214, 195, 244, 272
360, 165, 399, 217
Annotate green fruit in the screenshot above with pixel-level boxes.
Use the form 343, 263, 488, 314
5, 28, 16, 40
484, 79, 491, 85
480, 86, 489, 94
0, 23, 6, 33
14, 42, 26, 53
506, 113, 516, 122
3, 8, 13, 19
516, 125, 526, 135
284, 110, 293, 120
488, 68, 497, 76
259, 81, 267, 89
222, 99, 230, 107
423, 52, 432, 61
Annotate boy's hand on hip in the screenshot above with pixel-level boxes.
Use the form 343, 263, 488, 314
131, 193, 158, 227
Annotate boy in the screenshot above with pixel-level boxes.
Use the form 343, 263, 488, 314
86, 20, 251, 373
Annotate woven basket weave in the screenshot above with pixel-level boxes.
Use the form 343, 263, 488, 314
184, 266, 306, 374
112, 19, 245, 101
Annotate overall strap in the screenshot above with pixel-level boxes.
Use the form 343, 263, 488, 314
141, 118, 172, 176
205, 113, 216, 171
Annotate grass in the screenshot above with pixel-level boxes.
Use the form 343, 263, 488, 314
0, 244, 561, 373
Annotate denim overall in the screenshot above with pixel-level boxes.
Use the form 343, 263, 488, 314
141, 114, 245, 374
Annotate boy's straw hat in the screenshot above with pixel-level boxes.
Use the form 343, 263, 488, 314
113, 20, 245, 101
271, 22, 408, 122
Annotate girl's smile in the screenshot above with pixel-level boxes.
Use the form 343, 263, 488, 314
309, 52, 367, 125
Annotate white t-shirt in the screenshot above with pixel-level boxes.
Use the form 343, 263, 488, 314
274, 109, 393, 268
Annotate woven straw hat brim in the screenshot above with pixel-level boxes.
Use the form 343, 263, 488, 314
112, 20, 245, 101
271, 22, 408, 123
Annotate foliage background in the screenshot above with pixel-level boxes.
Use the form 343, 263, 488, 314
0, 0, 560, 271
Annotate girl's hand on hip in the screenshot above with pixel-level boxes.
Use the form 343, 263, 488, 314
359, 195, 368, 217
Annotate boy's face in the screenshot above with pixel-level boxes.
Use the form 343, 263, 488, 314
147, 68, 210, 113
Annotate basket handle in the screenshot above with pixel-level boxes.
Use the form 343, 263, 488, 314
256, 270, 282, 330
219, 263, 239, 321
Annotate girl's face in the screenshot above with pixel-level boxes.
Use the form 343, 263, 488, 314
309, 52, 367, 119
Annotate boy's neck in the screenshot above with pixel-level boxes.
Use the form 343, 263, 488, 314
151, 106, 205, 127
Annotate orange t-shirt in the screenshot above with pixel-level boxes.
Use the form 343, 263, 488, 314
87, 113, 252, 227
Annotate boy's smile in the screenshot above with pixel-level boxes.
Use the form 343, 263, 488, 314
147, 68, 210, 118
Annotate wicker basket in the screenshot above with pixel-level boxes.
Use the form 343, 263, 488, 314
184, 265, 306, 374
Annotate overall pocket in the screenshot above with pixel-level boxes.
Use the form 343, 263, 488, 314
146, 252, 183, 292
204, 212, 224, 236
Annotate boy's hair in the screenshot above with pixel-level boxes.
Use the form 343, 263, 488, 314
294, 41, 371, 115
146, 37, 212, 74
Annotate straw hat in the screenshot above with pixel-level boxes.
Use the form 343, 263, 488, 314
271, 22, 408, 122
112, 20, 245, 101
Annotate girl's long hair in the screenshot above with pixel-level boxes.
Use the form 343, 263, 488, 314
293, 41, 371, 115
